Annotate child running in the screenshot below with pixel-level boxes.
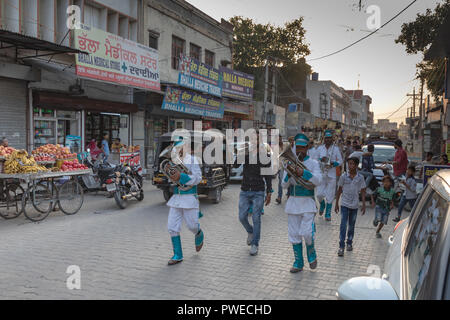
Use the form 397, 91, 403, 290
371, 175, 395, 238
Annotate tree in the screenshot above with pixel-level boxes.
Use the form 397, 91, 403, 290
229, 16, 311, 104
229, 16, 310, 72
396, 0, 449, 99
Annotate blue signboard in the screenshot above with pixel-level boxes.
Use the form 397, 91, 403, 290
219, 66, 254, 101
178, 55, 222, 97
162, 87, 224, 119
423, 165, 450, 185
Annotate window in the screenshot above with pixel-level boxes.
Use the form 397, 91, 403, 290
172, 36, 185, 70
149, 31, 159, 50
190, 43, 201, 61
205, 50, 215, 67
404, 187, 448, 299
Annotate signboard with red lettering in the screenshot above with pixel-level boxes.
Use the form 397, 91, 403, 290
120, 152, 140, 166
74, 24, 160, 91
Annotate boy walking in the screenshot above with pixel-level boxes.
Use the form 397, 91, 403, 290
335, 157, 366, 257
371, 176, 395, 238
393, 165, 417, 222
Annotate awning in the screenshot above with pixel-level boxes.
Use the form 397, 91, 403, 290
33, 91, 138, 113
0, 29, 86, 58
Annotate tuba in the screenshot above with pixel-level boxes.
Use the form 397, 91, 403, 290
159, 143, 194, 191
279, 147, 315, 190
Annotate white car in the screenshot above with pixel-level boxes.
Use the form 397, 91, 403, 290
337, 169, 450, 300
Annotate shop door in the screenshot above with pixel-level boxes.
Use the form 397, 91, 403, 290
0, 78, 27, 149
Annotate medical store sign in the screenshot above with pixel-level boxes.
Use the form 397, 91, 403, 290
162, 87, 224, 119
220, 66, 254, 101
74, 24, 160, 91
178, 55, 222, 97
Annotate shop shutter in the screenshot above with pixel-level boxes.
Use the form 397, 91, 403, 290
0, 78, 27, 149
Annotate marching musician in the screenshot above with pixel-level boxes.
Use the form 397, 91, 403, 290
165, 137, 204, 266
316, 130, 343, 221
282, 133, 322, 273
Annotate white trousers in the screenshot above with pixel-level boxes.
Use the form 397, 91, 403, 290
168, 207, 200, 237
317, 176, 336, 204
288, 213, 315, 245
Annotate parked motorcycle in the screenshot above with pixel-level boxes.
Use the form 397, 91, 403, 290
111, 153, 144, 209
78, 151, 118, 197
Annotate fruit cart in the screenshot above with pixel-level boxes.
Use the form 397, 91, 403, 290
0, 169, 92, 222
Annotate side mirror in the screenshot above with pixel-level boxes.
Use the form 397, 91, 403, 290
337, 277, 399, 300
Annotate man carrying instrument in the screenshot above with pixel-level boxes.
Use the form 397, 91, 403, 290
316, 130, 343, 221
165, 137, 204, 266
282, 133, 322, 273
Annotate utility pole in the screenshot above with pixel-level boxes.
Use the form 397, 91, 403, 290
263, 57, 269, 125
419, 79, 424, 159
407, 88, 416, 118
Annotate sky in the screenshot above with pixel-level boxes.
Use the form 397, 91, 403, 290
186, 0, 441, 124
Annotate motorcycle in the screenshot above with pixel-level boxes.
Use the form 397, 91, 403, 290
111, 153, 144, 209
78, 151, 118, 197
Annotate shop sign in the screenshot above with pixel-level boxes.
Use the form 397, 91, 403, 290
74, 24, 160, 91
223, 101, 250, 115
120, 152, 140, 166
162, 87, 224, 119
178, 55, 222, 97
423, 165, 450, 185
219, 66, 254, 101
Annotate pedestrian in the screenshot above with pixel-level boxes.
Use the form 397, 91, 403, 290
393, 139, 408, 178
238, 130, 273, 256
101, 133, 110, 161
419, 152, 433, 179
316, 130, 343, 221
359, 144, 379, 190
393, 165, 417, 222
166, 137, 204, 265
282, 133, 322, 273
276, 135, 285, 204
335, 157, 366, 256
349, 145, 364, 166
371, 175, 395, 238
439, 154, 449, 166
0, 137, 8, 147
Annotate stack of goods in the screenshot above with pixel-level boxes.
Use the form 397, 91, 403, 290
0, 146, 16, 159
3, 150, 48, 174
60, 159, 88, 172
33, 155, 55, 163
32, 144, 77, 160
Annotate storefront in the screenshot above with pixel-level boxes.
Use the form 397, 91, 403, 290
32, 91, 137, 153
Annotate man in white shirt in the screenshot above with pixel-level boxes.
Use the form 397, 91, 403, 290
282, 133, 322, 273
165, 137, 204, 265
316, 130, 343, 221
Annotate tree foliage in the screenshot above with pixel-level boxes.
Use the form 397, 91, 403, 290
229, 16, 310, 72
229, 16, 311, 105
395, 0, 449, 98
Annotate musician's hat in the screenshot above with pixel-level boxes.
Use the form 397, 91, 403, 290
294, 133, 309, 147
324, 130, 333, 138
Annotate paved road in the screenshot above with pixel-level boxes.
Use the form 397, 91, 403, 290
0, 180, 400, 300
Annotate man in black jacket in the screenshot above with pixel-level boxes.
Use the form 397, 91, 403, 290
238, 131, 273, 256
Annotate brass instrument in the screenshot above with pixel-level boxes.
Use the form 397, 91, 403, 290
279, 147, 315, 190
159, 143, 193, 191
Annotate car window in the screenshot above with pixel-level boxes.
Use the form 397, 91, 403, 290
404, 189, 448, 299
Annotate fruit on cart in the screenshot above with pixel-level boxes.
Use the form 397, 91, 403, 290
34, 155, 55, 162
32, 144, 76, 159
4, 150, 48, 174
0, 146, 16, 157
60, 159, 88, 172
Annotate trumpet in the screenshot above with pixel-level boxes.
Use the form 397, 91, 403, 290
159, 143, 193, 191
279, 147, 315, 190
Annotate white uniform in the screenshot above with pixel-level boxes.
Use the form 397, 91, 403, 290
307, 146, 318, 161
167, 153, 202, 237
316, 144, 343, 204
282, 156, 322, 245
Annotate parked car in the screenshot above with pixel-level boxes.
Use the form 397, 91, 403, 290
337, 169, 450, 300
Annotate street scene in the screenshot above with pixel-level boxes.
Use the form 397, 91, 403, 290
0, 0, 450, 302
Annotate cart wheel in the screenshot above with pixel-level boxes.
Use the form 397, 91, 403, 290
0, 184, 25, 220
22, 183, 53, 222
34, 181, 58, 213
58, 180, 84, 215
